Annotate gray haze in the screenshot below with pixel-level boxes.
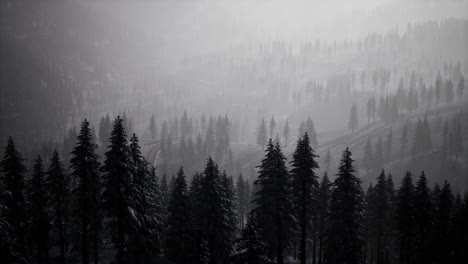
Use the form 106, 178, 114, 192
1, 0, 468, 191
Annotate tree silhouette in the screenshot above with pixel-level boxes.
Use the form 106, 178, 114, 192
290, 133, 319, 264
325, 148, 366, 264
253, 140, 295, 264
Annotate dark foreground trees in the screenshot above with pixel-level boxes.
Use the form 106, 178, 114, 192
26, 157, 50, 264
0, 137, 28, 263
325, 148, 366, 264
166, 167, 193, 263
70, 119, 101, 264
46, 150, 70, 264
102, 117, 135, 264
290, 133, 319, 264
1, 126, 468, 264
232, 212, 271, 264
253, 140, 295, 264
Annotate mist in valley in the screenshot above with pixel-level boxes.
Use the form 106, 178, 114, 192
1, 0, 468, 263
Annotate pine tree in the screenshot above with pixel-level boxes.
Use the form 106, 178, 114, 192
0, 209, 27, 263
220, 171, 239, 262
395, 171, 415, 264
46, 150, 70, 264
368, 170, 393, 264
69, 120, 101, 264
450, 192, 468, 262
26, 156, 50, 264
325, 148, 366, 264
160, 174, 170, 220
244, 179, 252, 218
413, 172, 433, 264
166, 167, 194, 263
232, 212, 272, 264
189, 172, 210, 264
101, 116, 134, 264
257, 118, 267, 150
385, 174, 396, 264
348, 103, 359, 133
432, 181, 454, 262
194, 157, 236, 264
317, 173, 331, 264
290, 133, 319, 264
128, 134, 162, 262
0, 137, 28, 260
365, 184, 376, 264
253, 140, 295, 264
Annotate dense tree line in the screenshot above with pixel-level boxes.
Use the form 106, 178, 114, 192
1, 124, 468, 264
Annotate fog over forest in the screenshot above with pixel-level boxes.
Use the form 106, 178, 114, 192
1, 0, 468, 264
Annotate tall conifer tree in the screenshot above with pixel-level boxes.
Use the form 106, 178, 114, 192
26, 156, 50, 264
290, 133, 319, 264
70, 120, 101, 264
253, 140, 295, 264
166, 167, 193, 263
325, 148, 366, 264
46, 150, 69, 264
0, 137, 28, 261
232, 212, 271, 264
395, 172, 415, 264
413, 172, 432, 263
102, 117, 134, 264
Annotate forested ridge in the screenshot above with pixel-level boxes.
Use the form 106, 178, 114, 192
2, 0, 468, 263
1, 118, 467, 264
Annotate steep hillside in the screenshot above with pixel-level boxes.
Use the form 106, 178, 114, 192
144, 102, 468, 192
